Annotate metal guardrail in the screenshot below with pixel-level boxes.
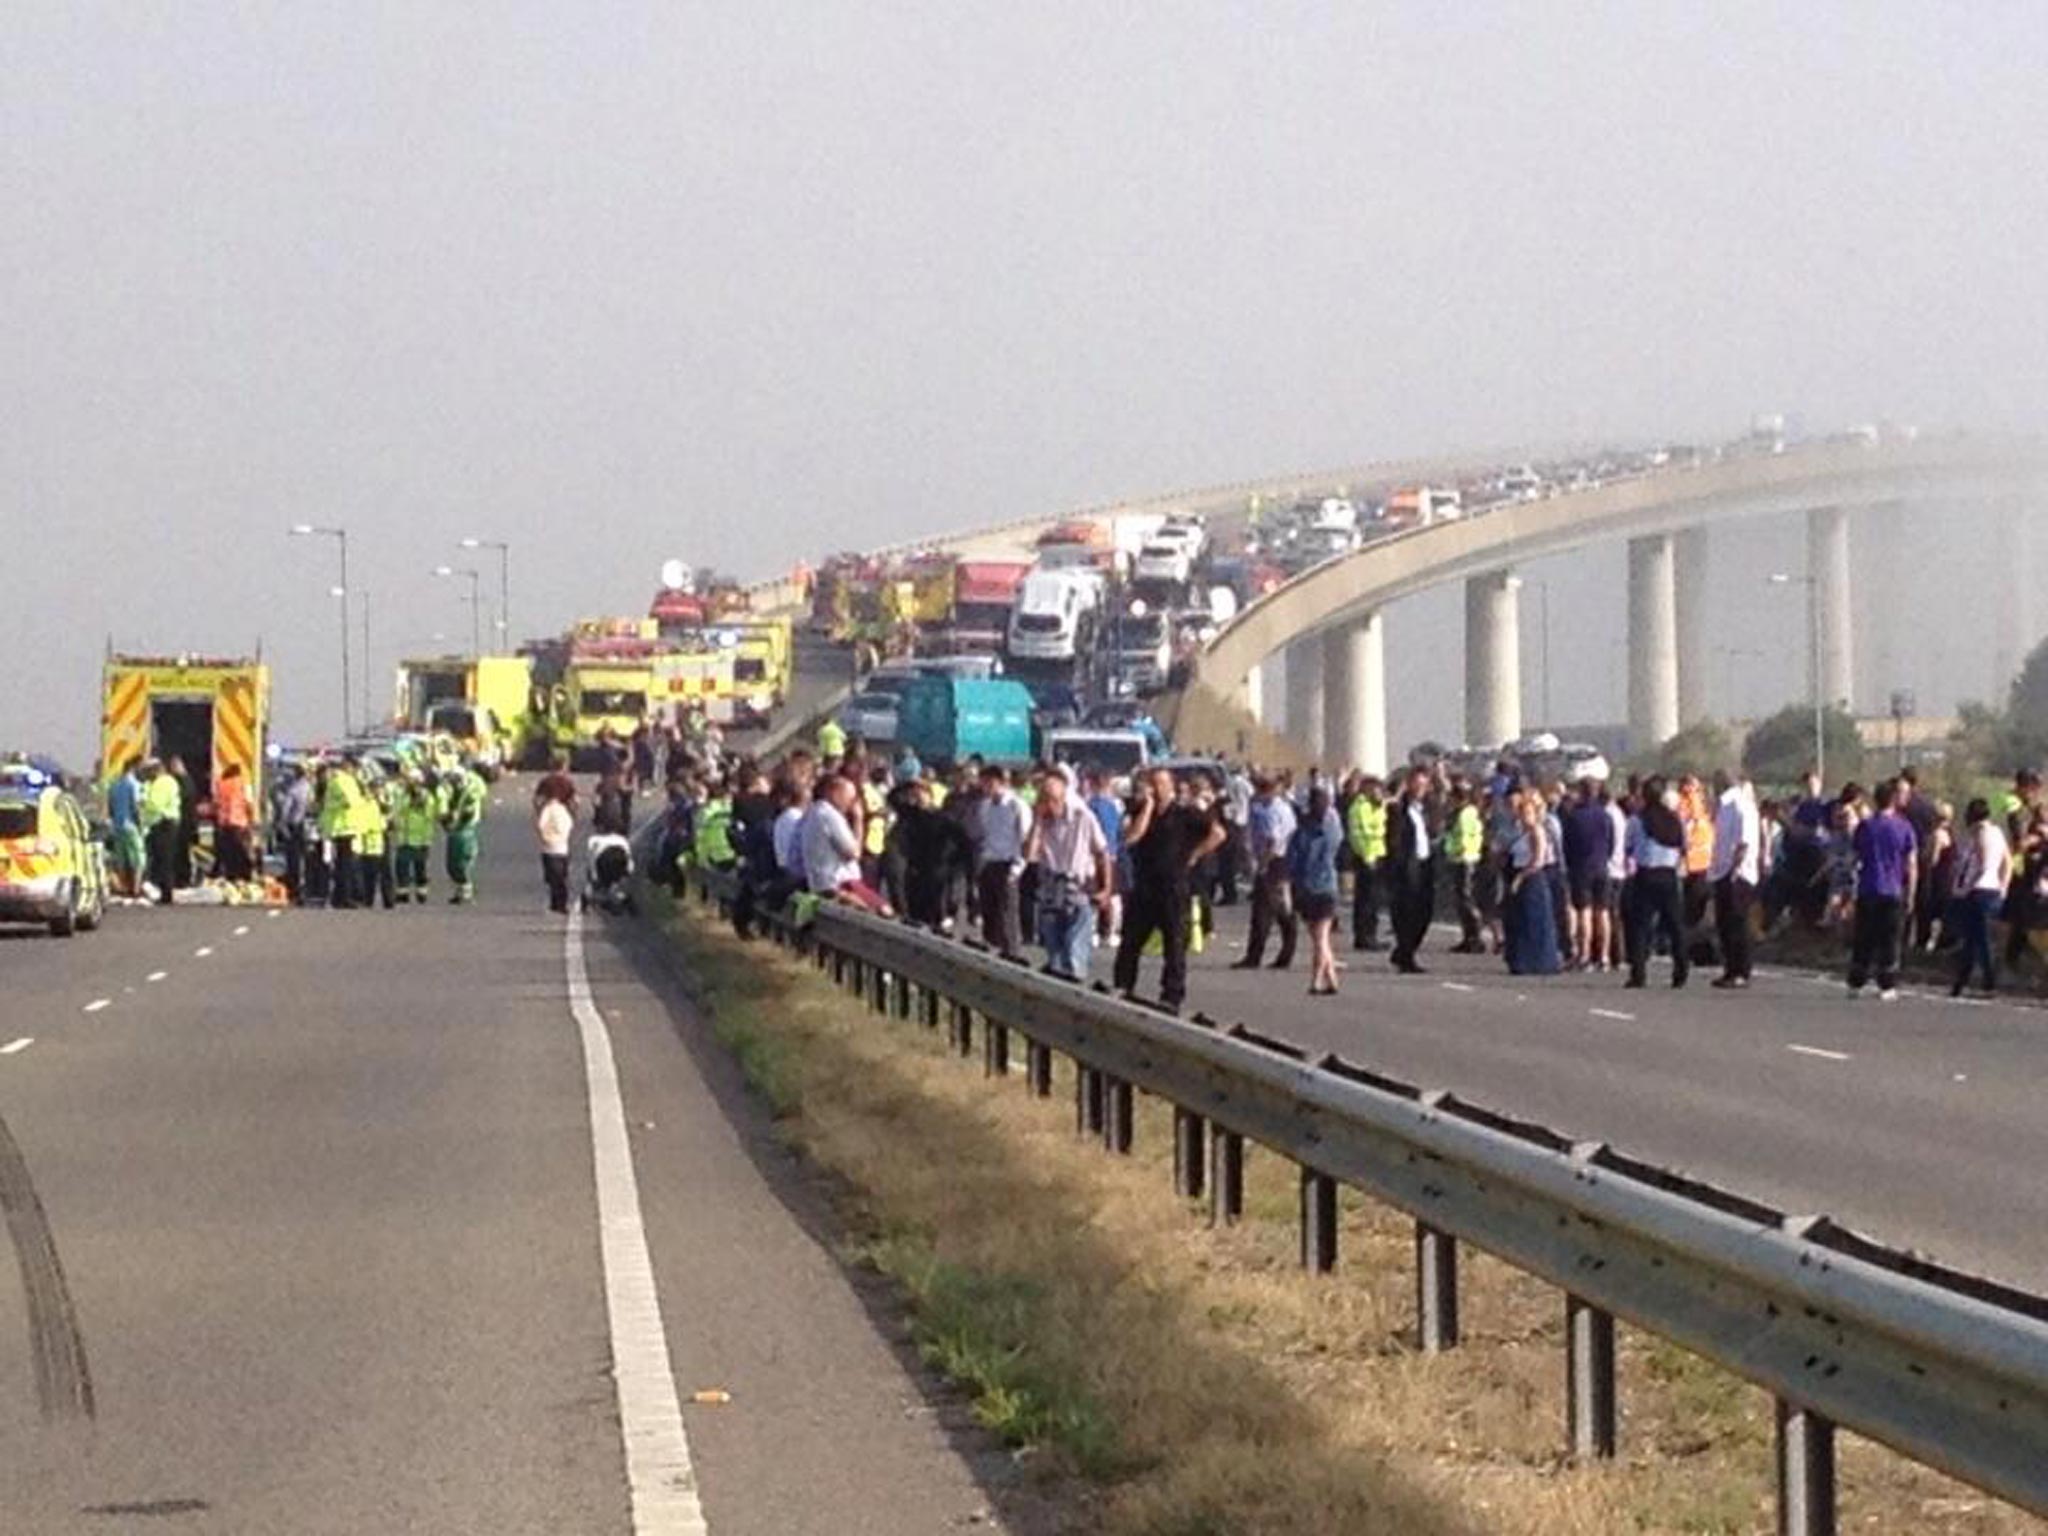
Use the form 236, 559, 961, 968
681, 867, 2048, 1534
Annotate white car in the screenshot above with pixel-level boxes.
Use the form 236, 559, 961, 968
1133, 541, 1194, 587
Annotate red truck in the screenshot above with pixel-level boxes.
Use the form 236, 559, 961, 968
937, 560, 1032, 653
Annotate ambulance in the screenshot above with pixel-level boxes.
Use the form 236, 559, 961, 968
100, 655, 271, 815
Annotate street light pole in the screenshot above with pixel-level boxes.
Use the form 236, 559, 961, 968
290, 524, 351, 737
1769, 572, 1825, 786
360, 589, 372, 731
460, 537, 511, 650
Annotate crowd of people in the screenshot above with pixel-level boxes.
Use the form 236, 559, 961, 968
266, 754, 490, 910
638, 719, 2048, 1011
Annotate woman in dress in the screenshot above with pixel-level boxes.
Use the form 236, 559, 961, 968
1288, 786, 1344, 996
1505, 792, 1561, 976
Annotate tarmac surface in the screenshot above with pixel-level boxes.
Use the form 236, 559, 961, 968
0, 792, 1035, 1534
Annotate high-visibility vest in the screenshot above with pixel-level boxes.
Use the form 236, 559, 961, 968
397, 790, 439, 847
817, 719, 847, 759
446, 772, 487, 829
1680, 788, 1714, 874
695, 797, 735, 866
861, 782, 887, 856
322, 771, 365, 839
1344, 796, 1386, 863
141, 774, 181, 831
1442, 804, 1484, 864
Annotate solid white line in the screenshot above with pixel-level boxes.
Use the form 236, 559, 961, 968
146, 971, 168, 983
565, 909, 708, 1534
1440, 981, 1476, 993
1, 1038, 33, 1055
1589, 1008, 1636, 1022
1787, 1044, 1850, 1062
82, 999, 110, 1014
193, 946, 214, 958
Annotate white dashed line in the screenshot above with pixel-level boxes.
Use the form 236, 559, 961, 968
1589, 1008, 1636, 1022
267, 909, 283, 919
1, 1038, 34, 1055
194, 946, 214, 958
146, 971, 168, 983
1440, 981, 1476, 993
233, 924, 250, 936
1787, 1044, 1850, 1062
82, 999, 110, 1014
565, 909, 707, 1534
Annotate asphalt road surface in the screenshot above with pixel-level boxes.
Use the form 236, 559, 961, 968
0, 793, 1028, 1534
1110, 898, 2048, 1292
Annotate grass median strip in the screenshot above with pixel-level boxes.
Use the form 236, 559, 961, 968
655, 892, 2038, 1536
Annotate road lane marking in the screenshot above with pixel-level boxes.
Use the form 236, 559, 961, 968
267, 909, 282, 919
193, 946, 213, 958
82, 1000, 109, 1014
1, 1039, 32, 1055
1440, 982, 1475, 993
232, 925, 250, 936
146, 971, 167, 983
1589, 1008, 1636, 1022
565, 909, 708, 1534
1787, 1044, 1850, 1061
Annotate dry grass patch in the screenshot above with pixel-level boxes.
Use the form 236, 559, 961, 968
661, 898, 2044, 1536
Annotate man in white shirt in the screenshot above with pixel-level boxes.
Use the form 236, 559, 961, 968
1708, 769, 1761, 988
800, 776, 866, 896
972, 764, 1031, 955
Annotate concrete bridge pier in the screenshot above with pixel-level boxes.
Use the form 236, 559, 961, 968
1322, 610, 1387, 776
1284, 636, 1325, 759
1808, 505, 1854, 709
1627, 533, 1681, 752
1674, 525, 1710, 725
1464, 571, 1521, 748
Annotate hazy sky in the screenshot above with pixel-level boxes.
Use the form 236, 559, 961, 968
6, 3, 2045, 760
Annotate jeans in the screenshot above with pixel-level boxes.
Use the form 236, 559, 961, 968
1037, 889, 1095, 980
1243, 857, 1296, 966
1626, 868, 1688, 985
1847, 894, 1904, 991
542, 853, 570, 914
1950, 888, 2001, 992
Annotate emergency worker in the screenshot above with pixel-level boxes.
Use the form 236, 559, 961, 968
357, 768, 397, 910
1442, 781, 1486, 953
394, 774, 439, 904
442, 765, 488, 903
140, 759, 182, 906
693, 778, 737, 872
322, 757, 368, 910
1344, 775, 1386, 950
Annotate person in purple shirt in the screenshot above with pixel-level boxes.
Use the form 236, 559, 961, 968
1847, 777, 1918, 999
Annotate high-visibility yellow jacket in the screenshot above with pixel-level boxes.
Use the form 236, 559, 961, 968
141, 774, 181, 831
322, 770, 367, 841
1442, 803, 1484, 864
1344, 796, 1386, 863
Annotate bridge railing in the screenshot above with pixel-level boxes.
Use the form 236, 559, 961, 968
681, 866, 2048, 1535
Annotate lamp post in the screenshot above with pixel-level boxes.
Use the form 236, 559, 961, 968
1768, 571, 1825, 785
359, 589, 373, 731
435, 566, 484, 658
290, 524, 351, 737
459, 537, 511, 650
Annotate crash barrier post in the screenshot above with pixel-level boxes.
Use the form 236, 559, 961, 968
687, 870, 2048, 1532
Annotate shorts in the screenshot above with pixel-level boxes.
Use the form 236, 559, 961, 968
1568, 871, 1611, 910
1296, 890, 1336, 924
114, 824, 146, 874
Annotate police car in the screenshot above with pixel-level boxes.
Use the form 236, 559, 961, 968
0, 764, 109, 937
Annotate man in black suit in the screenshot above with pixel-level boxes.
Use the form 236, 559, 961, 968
1387, 764, 1437, 974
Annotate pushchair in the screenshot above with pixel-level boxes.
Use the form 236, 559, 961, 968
581, 833, 637, 915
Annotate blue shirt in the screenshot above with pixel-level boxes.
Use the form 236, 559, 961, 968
1561, 802, 1614, 878
107, 773, 141, 830
1086, 793, 1124, 860
1287, 809, 1342, 897
1248, 795, 1298, 863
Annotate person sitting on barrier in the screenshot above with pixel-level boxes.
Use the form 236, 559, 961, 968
799, 773, 891, 915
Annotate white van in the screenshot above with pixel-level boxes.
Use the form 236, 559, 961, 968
1006, 570, 1095, 662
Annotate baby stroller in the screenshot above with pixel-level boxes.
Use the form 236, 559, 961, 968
581, 832, 637, 915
